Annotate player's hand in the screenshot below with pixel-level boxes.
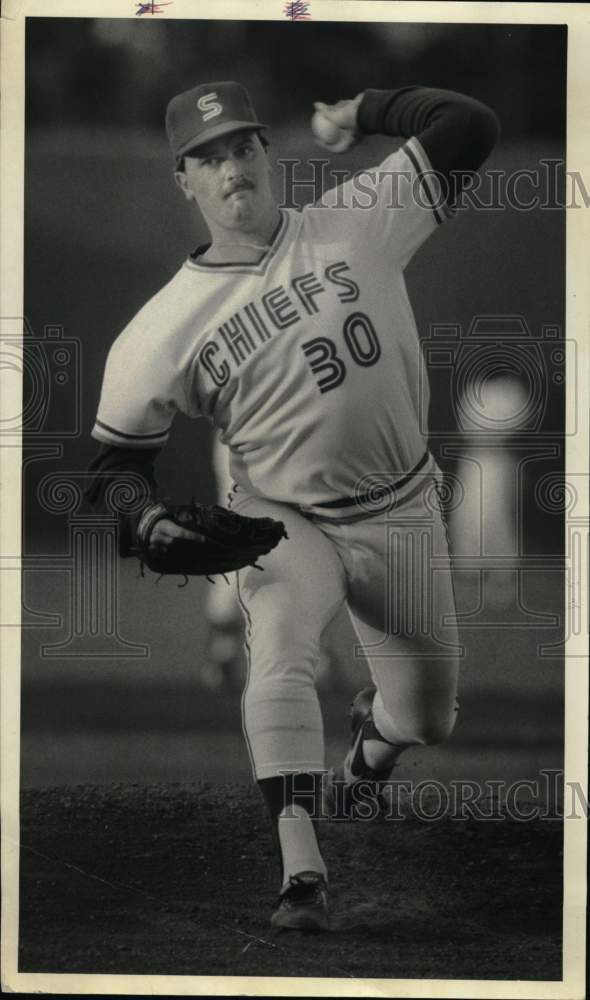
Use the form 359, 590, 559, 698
135, 501, 287, 578
313, 94, 364, 132
148, 517, 204, 555
311, 94, 364, 152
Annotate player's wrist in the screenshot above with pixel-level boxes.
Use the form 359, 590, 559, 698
332, 93, 364, 131
136, 502, 168, 549
350, 92, 365, 128
356, 87, 395, 136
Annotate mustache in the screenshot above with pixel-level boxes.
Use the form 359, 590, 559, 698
224, 178, 255, 198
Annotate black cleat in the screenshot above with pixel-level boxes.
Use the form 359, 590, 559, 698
324, 687, 401, 819
270, 871, 329, 932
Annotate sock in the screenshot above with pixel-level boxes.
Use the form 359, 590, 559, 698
277, 804, 327, 891
258, 773, 325, 888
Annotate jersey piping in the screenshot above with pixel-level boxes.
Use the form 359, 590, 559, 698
404, 137, 453, 225
184, 208, 291, 277
93, 418, 171, 448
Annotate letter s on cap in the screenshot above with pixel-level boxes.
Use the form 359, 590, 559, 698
197, 92, 223, 122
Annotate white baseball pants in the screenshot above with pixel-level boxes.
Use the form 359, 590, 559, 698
232, 473, 460, 780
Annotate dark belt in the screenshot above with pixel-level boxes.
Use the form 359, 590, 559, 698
313, 451, 431, 510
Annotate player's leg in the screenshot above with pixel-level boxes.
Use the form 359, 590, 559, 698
346, 617, 459, 777
232, 489, 346, 927
201, 432, 244, 689
326, 475, 460, 808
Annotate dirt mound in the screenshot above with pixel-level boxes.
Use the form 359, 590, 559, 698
19, 782, 562, 981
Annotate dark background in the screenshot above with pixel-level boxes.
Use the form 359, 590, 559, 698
20, 18, 566, 789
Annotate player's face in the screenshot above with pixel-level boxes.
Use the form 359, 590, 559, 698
175, 130, 274, 234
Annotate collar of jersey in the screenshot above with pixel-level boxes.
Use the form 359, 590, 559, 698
184, 208, 291, 276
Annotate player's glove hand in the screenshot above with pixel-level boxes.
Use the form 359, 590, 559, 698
135, 501, 287, 578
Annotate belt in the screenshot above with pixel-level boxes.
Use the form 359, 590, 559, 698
312, 450, 431, 510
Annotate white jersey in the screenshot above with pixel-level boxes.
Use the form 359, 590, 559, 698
92, 137, 450, 512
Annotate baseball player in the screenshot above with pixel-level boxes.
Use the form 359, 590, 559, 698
86, 79, 499, 931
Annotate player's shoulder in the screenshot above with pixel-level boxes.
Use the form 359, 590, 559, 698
107, 262, 200, 361
308, 144, 418, 211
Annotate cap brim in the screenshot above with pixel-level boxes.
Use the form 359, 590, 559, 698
176, 120, 268, 161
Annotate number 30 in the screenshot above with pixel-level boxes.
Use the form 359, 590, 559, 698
301, 312, 382, 393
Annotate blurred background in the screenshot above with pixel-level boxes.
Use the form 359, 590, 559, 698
18, 18, 566, 792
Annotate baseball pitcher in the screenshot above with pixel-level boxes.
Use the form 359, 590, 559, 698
86, 79, 499, 930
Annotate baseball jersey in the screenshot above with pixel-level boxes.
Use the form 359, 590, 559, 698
92, 137, 451, 512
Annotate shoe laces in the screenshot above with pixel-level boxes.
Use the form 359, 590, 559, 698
282, 872, 324, 903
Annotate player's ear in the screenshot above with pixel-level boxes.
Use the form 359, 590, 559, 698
174, 169, 195, 202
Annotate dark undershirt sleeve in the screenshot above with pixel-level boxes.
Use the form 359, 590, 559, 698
85, 443, 161, 556
357, 86, 500, 202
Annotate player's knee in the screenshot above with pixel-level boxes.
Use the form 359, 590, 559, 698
412, 706, 458, 747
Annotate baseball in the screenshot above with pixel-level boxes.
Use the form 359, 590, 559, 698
311, 110, 345, 147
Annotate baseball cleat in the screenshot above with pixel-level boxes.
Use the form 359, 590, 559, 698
324, 686, 400, 819
270, 871, 329, 932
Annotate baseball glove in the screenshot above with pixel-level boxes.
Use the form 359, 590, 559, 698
135, 501, 287, 578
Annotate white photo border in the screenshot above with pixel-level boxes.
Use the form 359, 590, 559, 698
1, 2, 588, 997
